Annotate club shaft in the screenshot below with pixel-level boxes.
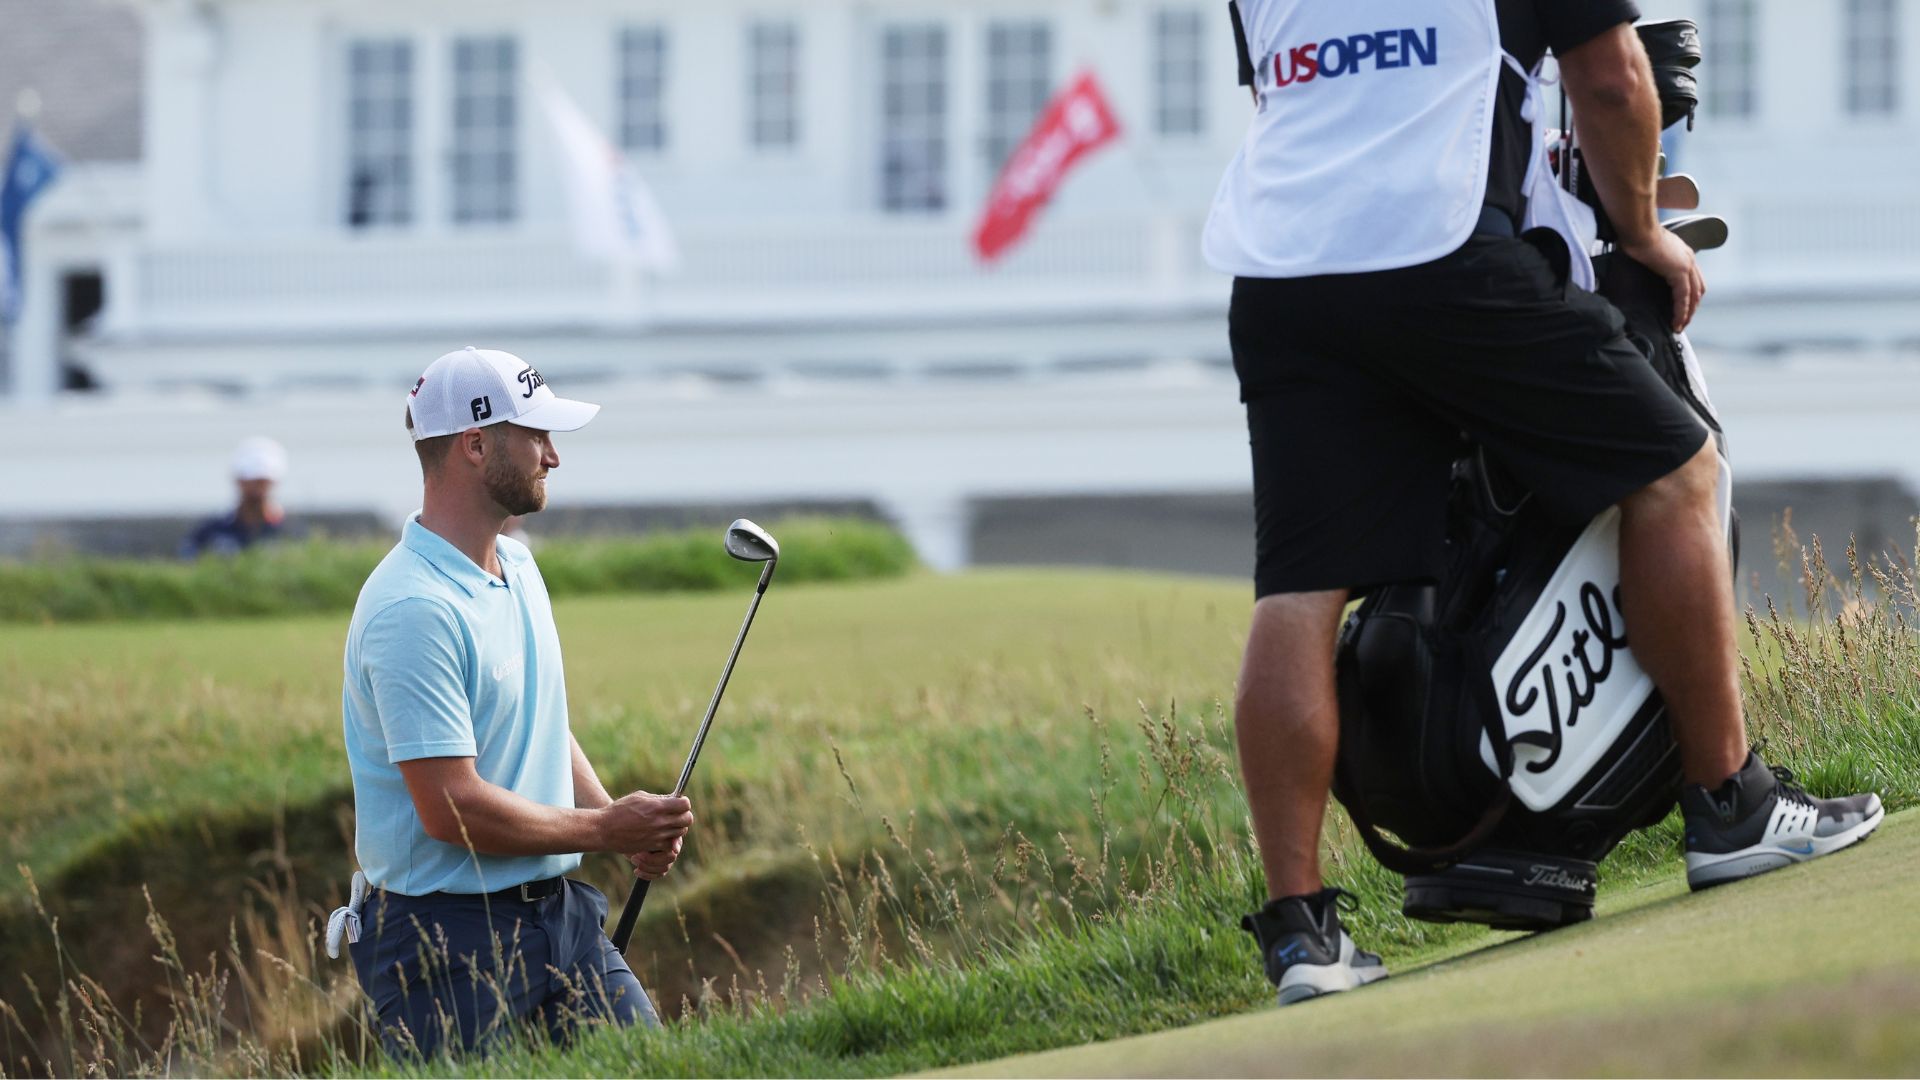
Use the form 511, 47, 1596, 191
674, 564, 772, 795
611, 558, 775, 953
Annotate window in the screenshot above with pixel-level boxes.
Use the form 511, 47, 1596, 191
1704, 0, 1756, 119
619, 26, 670, 153
449, 36, 517, 224
1153, 8, 1206, 137
1846, 0, 1900, 116
344, 39, 414, 227
748, 22, 800, 151
984, 21, 1052, 175
879, 24, 948, 213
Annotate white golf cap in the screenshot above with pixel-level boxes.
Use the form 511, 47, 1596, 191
232, 436, 288, 481
407, 346, 600, 441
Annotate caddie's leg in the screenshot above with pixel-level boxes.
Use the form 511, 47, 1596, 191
1234, 588, 1349, 900
1621, 437, 1885, 890
1235, 588, 1389, 1005
1617, 435, 1746, 787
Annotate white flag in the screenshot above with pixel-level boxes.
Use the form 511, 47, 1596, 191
538, 76, 680, 272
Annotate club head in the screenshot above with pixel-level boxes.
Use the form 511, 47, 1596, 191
725, 518, 779, 563
1657, 173, 1700, 211
1664, 213, 1728, 253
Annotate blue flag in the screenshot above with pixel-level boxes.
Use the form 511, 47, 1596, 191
1, 124, 63, 324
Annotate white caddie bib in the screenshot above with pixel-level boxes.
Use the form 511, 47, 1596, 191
1203, 0, 1504, 278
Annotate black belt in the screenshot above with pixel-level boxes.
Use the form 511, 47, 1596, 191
1474, 205, 1518, 238
438, 876, 566, 904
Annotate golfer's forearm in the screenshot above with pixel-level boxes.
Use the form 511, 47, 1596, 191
569, 735, 614, 811
1562, 29, 1663, 246
425, 781, 609, 856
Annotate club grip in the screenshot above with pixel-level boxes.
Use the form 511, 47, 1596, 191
610, 878, 650, 952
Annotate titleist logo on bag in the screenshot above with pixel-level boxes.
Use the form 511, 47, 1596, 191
1504, 581, 1631, 769
1483, 508, 1654, 811
1524, 864, 1596, 895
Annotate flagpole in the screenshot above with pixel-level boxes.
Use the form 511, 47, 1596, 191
4, 89, 45, 402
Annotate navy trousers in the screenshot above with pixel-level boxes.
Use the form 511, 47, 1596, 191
347, 878, 658, 1059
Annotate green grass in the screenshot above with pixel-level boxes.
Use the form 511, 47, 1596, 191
0, 570, 1258, 1075
957, 808, 1920, 1078
0, 570, 1245, 902
0, 516, 913, 623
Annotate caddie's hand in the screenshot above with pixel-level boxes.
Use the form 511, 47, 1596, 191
600, 791, 692, 855
627, 836, 684, 881
1620, 227, 1706, 333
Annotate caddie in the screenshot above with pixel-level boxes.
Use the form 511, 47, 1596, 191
1207, 1, 1883, 1004
332, 346, 694, 1057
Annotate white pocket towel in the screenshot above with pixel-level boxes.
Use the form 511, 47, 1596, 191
325, 870, 370, 959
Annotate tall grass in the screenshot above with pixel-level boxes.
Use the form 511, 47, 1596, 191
3, 526, 1916, 1078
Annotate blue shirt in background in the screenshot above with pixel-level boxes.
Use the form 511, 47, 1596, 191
180, 509, 287, 558
342, 513, 581, 895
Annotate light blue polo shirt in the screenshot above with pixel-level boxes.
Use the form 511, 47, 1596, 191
342, 514, 581, 895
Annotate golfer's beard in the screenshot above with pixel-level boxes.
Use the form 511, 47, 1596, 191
485, 458, 546, 516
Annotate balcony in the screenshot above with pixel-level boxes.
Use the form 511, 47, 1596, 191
103, 213, 1221, 342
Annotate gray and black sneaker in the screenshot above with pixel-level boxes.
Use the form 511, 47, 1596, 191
1682, 752, 1884, 890
1240, 887, 1389, 1005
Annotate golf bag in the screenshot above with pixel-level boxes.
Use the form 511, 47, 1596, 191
1329, 19, 1733, 932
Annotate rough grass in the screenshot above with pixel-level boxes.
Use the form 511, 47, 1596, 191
0, 570, 1256, 1075
2, 526, 1916, 1078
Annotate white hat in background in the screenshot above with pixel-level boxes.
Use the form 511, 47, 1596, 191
407, 346, 600, 441
232, 436, 288, 481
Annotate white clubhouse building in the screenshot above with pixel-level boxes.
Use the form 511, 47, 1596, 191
5, 0, 1918, 573
12, 0, 1920, 398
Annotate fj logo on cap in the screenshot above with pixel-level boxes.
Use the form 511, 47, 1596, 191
517, 366, 546, 399
408, 347, 598, 441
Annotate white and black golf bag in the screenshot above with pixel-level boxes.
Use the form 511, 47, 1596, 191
1330, 20, 1734, 931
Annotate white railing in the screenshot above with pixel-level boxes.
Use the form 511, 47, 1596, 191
110, 214, 1219, 339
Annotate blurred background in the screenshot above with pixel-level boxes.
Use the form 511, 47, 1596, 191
3, 0, 1917, 597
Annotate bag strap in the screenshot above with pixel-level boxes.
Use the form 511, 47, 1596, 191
1337, 634, 1517, 876
1228, 1, 1256, 88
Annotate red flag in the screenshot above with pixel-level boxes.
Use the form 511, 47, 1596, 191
972, 70, 1121, 263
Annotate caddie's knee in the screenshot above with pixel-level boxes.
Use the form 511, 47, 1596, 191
1627, 434, 1718, 512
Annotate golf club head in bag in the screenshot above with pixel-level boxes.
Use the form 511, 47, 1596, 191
1638, 19, 1702, 131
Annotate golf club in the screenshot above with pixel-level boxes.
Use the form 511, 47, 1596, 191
1664, 213, 1729, 252
1656, 173, 1700, 211
609, 518, 780, 953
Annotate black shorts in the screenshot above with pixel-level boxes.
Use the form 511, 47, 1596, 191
1232, 234, 1709, 598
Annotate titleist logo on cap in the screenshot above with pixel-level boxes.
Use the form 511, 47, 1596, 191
406, 346, 600, 442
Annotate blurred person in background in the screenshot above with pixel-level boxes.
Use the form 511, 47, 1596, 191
179, 435, 291, 557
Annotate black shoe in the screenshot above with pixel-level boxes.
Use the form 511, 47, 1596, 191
1241, 888, 1389, 1005
1682, 752, 1884, 890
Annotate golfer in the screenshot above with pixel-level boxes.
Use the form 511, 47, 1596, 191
1209, 1, 1883, 1004
338, 346, 693, 1057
